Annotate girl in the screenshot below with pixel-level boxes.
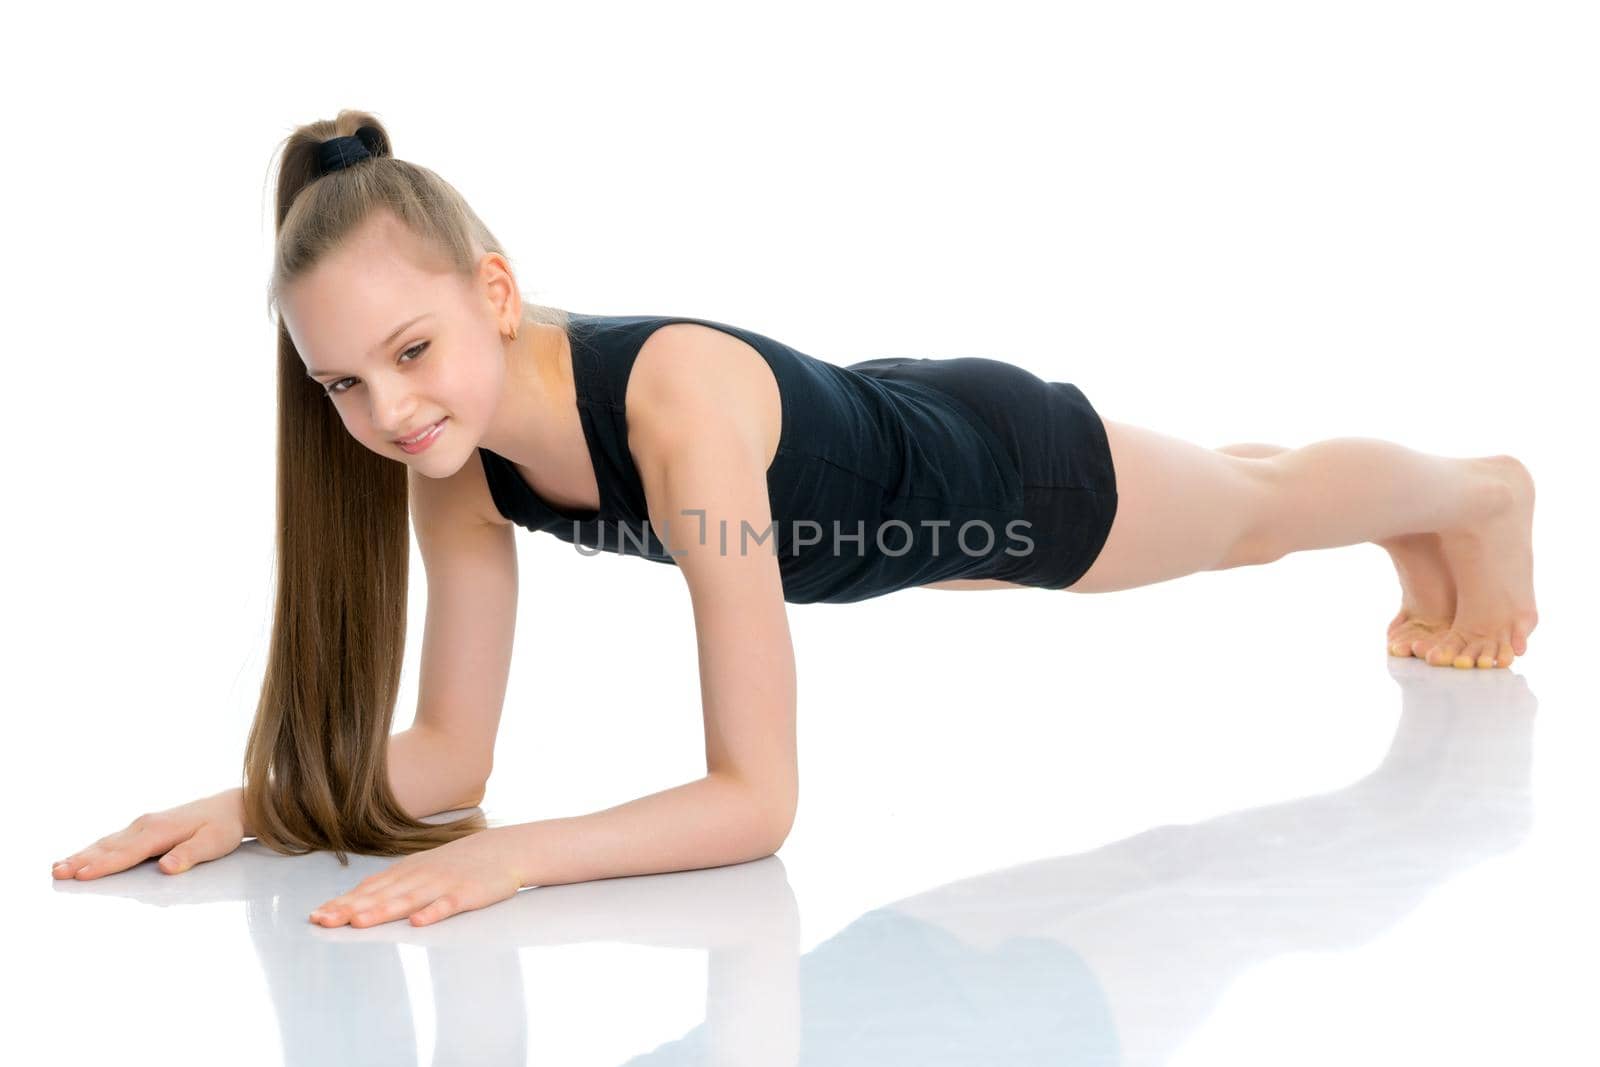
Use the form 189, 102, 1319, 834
50, 111, 1537, 929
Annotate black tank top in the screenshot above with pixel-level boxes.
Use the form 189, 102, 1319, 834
477, 313, 1027, 604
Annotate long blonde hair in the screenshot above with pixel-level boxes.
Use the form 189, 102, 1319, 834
246, 109, 565, 864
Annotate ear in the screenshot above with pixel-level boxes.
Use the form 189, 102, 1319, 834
477, 252, 522, 332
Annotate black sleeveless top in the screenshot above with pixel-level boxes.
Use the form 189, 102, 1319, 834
477, 313, 1028, 604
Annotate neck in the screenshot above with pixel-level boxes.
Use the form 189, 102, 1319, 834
480, 322, 568, 459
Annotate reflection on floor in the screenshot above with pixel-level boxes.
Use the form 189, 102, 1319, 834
49, 659, 1546, 1066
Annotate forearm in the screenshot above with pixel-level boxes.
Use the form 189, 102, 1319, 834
502, 773, 786, 889
227, 726, 483, 840
386, 725, 490, 820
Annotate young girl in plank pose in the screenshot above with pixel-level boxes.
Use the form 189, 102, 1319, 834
51, 111, 1538, 930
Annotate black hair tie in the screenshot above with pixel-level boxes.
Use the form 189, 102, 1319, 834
314, 125, 385, 176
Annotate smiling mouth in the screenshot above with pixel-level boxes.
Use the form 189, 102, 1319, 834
395, 418, 446, 446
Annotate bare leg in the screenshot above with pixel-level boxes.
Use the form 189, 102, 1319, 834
923, 433, 1276, 593
1064, 421, 1291, 594
1065, 420, 1536, 667
1240, 436, 1537, 669
1242, 438, 1511, 554
1214, 443, 1457, 661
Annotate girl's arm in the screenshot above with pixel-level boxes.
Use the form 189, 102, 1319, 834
499, 357, 798, 889
384, 725, 491, 820
178, 723, 485, 843
52, 724, 484, 880
59, 485, 505, 880
304, 342, 794, 923
404, 456, 516, 799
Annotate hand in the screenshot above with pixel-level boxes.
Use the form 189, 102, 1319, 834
53, 788, 246, 880
309, 826, 524, 928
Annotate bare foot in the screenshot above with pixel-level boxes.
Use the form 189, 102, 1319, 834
1425, 456, 1539, 669
1377, 532, 1456, 659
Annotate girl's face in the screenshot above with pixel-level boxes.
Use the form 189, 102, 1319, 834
281, 213, 515, 477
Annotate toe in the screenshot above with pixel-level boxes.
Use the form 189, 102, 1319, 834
1447, 634, 1481, 669
1465, 639, 1498, 669
1424, 633, 1459, 667
1511, 610, 1537, 655
1495, 640, 1517, 669
1385, 608, 1410, 642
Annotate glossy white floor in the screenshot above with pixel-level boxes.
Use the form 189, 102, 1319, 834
13, 4, 1595, 1061
23, 538, 1598, 1066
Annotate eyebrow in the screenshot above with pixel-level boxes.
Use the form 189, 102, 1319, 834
305, 313, 432, 378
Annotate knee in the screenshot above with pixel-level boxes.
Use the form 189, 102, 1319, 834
1215, 459, 1288, 569
1218, 530, 1289, 570
1215, 442, 1288, 459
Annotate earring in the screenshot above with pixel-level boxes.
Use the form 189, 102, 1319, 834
507, 325, 518, 341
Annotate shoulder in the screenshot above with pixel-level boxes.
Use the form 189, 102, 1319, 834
627, 321, 767, 410
626, 321, 782, 471
409, 448, 512, 531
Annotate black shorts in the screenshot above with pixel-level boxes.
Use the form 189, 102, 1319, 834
846, 356, 1120, 590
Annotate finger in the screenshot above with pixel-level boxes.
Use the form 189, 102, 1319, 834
350, 869, 404, 898
157, 824, 225, 875
54, 838, 132, 879
350, 885, 438, 927
410, 893, 461, 925
310, 894, 363, 925
311, 872, 408, 924
56, 817, 188, 880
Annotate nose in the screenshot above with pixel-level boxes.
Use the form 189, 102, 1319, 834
368, 380, 418, 439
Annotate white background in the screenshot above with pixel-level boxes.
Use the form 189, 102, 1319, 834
7, 2, 1596, 1064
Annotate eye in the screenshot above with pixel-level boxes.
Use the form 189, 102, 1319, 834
325, 342, 430, 397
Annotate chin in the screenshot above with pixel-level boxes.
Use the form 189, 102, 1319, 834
409, 448, 471, 479
403, 452, 445, 474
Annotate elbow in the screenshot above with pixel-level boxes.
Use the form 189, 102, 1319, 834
470, 757, 495, 803
713, 769, 795, 856
764, 819, 793, 857
723, 777, 795, 856
457, 769, 491, 810
761, 798, 796, 856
